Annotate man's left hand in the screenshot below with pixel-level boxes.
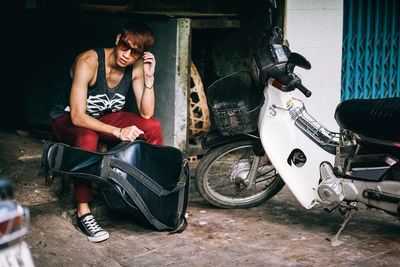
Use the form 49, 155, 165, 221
142, 52, 156, 83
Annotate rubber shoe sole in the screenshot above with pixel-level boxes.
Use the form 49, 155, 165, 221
76, 226, 110, 243
88, 231, 109, 243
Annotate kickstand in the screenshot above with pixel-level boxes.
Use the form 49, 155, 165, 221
327, 202, 358, 246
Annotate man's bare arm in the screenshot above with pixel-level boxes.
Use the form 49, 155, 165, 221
69, 52, 142, 141
132, 52, 156, 119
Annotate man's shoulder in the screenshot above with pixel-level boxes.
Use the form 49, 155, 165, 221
75, 49, 99, 68
70, 49, 99, 78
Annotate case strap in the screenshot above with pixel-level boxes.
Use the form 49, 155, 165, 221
41, 141, 54, 169
106, 169, 174, 231
106, 157, 188, 197
54, 144, 64, 171
168, 215, 187, 234
45, 142, 64, 171
102, 156, 189, 233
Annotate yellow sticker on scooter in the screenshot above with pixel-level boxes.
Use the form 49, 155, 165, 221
286, 99, 292, 106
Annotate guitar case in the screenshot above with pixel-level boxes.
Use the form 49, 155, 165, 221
41, 140, 189, 233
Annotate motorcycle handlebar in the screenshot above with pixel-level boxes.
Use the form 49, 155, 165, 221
294, 82, 312, 97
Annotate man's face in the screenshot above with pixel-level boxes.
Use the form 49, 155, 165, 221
115, 33, 144, 67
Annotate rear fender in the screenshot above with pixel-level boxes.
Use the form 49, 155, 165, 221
201, 131, 260, 151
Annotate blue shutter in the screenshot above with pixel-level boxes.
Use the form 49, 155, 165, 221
341, 0, 399, 100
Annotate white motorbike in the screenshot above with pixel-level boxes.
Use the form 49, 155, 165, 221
195, 26, 400, 245
0, 178, 34, 266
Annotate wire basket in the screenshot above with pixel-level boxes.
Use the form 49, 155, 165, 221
207, 71, 264, 136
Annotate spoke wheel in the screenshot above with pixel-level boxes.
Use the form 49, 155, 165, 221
195, 140, 285, 208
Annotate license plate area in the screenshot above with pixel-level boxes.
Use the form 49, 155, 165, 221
0, 241, 34, 267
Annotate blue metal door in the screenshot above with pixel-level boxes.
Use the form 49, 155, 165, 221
341, 0, 399, 100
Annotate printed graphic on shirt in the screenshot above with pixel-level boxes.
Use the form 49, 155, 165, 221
86, 93, 126, 116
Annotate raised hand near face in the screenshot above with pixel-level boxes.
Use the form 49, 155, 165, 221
142, 52, 156, 88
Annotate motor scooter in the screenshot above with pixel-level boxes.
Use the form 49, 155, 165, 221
0, 177, 34, 266
195, 24, 400, 245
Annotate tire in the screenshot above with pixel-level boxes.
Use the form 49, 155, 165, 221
195, 140, 285, 208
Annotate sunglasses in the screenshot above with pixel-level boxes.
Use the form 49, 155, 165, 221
117, 39, 144, 57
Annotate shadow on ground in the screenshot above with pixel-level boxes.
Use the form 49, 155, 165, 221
0, 131, 399, 266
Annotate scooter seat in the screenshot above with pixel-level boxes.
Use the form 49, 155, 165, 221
334, 97, 400, 142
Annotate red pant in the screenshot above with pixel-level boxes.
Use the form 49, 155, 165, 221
52, 111, 163, 203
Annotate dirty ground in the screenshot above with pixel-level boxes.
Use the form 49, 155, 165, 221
0, 131, 399, 266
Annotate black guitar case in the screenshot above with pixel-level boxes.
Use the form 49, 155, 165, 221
41, 140, 189, 233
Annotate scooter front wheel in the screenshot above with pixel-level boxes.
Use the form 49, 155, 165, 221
195, 140, 285, 208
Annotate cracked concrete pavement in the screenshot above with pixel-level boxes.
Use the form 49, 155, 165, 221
0, 131, 399, 266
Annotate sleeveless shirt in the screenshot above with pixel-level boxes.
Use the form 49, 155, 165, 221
49, 48, 133, 120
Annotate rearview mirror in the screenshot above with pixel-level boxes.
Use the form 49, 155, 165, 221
288, 52, 311, 70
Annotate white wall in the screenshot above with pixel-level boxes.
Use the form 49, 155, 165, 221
285, 0, 343, 130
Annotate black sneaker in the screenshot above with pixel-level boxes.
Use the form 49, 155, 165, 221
77, 213, 109, 242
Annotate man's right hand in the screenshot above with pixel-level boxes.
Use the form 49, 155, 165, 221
117, 126, 144, 141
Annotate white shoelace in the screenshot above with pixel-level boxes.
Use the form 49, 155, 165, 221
82, 215, 103, 234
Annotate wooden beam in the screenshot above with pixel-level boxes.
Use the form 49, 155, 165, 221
191, 19, 240, 29
54, 2, 238, 19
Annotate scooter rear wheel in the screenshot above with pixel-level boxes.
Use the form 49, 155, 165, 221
195, 140, 285, 208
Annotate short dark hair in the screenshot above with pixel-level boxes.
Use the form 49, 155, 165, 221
121, 20, 154, 52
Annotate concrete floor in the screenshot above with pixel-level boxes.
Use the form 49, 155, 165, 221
1, 131, 399, 266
